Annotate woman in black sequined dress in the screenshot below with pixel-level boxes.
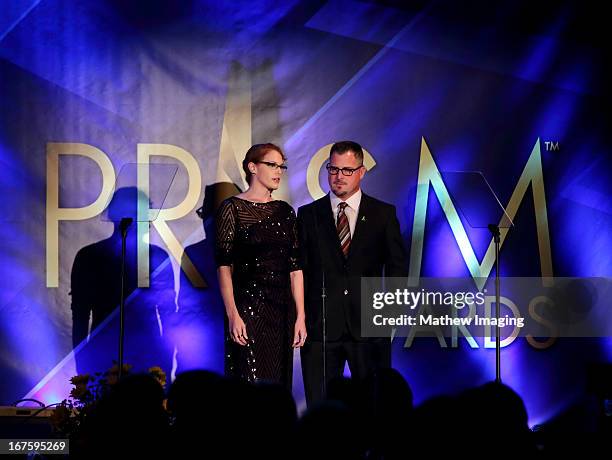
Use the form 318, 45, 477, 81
215, 144, 306, 390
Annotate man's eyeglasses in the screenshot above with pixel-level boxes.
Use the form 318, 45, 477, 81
257, 161, 288, 172
326, 164, 363, 176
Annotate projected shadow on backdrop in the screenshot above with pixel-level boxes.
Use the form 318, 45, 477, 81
70, 187, 176, 377
174, 182, 241, 375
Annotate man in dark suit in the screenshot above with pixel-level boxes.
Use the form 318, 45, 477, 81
298, 141, 409, 405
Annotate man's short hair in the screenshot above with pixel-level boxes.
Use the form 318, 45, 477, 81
330, 141, 364, 164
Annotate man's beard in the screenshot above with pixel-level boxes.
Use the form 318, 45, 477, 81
333, 186, 347, 197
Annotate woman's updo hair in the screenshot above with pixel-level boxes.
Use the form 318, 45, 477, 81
242, 143, 286, 184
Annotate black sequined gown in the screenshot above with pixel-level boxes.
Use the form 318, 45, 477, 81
215, 196, 300, 389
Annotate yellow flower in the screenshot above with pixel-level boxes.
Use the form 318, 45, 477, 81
148, 366, 167, 388
108, 363, 132, 375
106, 363, 132, 384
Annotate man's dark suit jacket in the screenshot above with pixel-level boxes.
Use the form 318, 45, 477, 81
297, 193, 408, 342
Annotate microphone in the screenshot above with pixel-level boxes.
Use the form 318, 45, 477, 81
119, 217, 133, 236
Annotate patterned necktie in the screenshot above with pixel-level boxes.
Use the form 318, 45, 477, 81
337, 202, 351, 258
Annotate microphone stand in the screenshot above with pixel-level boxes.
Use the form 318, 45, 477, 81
312, 210, 327, 398
488, 224, 501, 383
322, 271, 327, 397
118, 217, 133, 381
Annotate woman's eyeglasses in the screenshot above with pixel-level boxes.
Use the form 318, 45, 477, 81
257, 161, 288, 171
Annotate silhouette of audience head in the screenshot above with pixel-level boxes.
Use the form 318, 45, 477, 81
326, 376, 362, 411
167, 370, 296, 459
459, 382, 529, 436
364, 367, 413, 416
84, 373, 168, 457
296, 400, 362, 460
363, 368, 414, 460
414, 382, 534, 455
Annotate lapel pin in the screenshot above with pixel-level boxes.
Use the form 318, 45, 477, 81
361, 215, 366, 222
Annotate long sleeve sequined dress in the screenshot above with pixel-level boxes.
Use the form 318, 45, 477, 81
215, 196, 300, 389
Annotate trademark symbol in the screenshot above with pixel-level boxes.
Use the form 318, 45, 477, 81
544, 141, 560, 151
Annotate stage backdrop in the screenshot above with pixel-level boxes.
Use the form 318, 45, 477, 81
1, 1, 610, 424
